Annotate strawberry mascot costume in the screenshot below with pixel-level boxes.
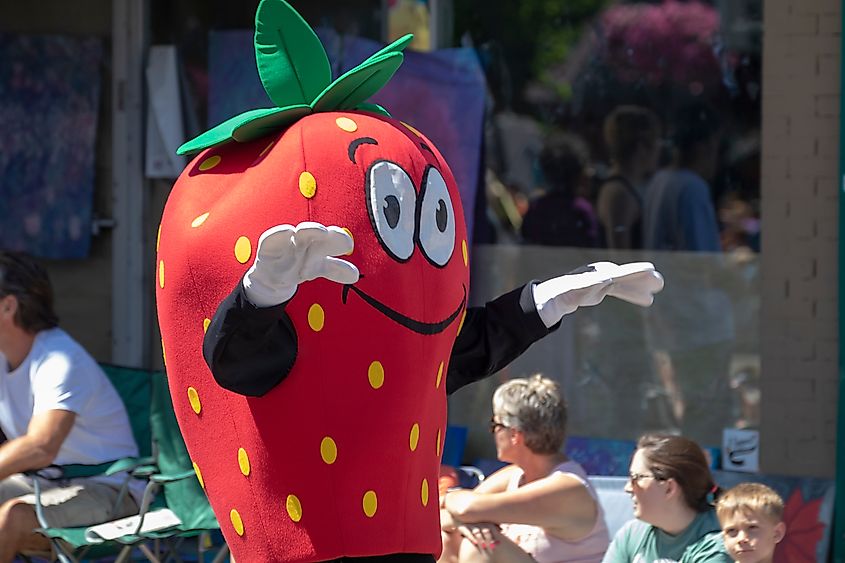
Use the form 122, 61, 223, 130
155, 1, 663, 562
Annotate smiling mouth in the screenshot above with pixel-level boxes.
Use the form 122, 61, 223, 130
342, 282, 466, 335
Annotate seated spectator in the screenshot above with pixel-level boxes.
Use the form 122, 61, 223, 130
597, 105, 662, 250
439, 374, 609, 563
602, 434, 731, 562
0, 251, 142, 561
716, 483, 786, 563
521, 132, 600, 247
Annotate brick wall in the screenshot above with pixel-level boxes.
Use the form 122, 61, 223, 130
760, 0, 841, 477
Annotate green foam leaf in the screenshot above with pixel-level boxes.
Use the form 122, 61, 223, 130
355, 103, 392, 118
367, 34, 414, 60
176, 105, 311, 155
312, 52, 404, 113
254, 0, 332, 107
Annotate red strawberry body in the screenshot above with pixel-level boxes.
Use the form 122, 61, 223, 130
156, 111, 469, 562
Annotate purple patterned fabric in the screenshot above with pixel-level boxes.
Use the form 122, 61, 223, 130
0, 33, 103, 258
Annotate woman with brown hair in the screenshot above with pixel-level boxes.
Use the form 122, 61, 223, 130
601, 434, 732, 562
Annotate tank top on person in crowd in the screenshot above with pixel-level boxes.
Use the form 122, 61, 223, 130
598, 175, 643, 250
499, 461, 610, 563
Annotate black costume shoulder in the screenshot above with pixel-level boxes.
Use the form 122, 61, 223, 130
203, 282, 557, 397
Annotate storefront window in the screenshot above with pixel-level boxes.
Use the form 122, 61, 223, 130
448, 0, 762, 456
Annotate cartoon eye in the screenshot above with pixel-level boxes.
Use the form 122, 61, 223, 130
418, 167, 456, 267
367, 161, 417, 261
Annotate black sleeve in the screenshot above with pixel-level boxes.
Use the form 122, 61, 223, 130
202, 283, 297, 397
445, 282, 558, 395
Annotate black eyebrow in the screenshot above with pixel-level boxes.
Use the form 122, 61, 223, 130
419, 142, 434, 155
348, 137, 378, 163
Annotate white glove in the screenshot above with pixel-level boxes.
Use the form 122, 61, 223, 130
534, 261, 664, 329
243, 222, 360, 307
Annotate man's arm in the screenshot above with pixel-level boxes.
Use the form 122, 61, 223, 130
0, 410, 75, 481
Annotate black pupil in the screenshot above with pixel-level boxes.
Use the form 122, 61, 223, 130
383, 195, 400, 229
436, 200, 448, 232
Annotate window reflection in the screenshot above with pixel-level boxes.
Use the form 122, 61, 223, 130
451, 0, 762, 450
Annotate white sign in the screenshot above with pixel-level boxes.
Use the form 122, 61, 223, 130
722, 428, 759, 473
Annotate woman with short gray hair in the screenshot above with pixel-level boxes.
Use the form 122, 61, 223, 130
439, 375, 609, 563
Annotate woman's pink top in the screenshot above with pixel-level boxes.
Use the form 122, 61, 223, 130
499, 461, 610, 563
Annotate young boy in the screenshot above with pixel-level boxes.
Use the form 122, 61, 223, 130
716, 483, 787, 563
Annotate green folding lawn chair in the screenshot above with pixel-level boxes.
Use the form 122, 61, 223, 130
29, 366, 227, 563
25, 364, 155, 562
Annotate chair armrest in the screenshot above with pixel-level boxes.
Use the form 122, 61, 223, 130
26, 456, 155, 480
150, 469, 197, 483
131, 464, 159, 477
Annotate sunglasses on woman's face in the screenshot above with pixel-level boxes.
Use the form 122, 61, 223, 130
489, 417, 511, 433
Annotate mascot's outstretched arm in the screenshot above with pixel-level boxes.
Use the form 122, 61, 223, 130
205, 234, 663, 397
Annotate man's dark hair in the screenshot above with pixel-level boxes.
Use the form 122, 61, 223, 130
0, 252, 59, 332
670, 101, 721, 164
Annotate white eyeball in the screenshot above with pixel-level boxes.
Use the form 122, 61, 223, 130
418, 167, 456, 267
367, 160, 417, 261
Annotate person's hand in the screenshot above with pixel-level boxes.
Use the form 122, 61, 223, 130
243, 222, 359, 307
533, 261, 664, 328
443, 488, 475, 517
440, 508, 459, 533
457, 523, 501, 555
591, 261, 665, 306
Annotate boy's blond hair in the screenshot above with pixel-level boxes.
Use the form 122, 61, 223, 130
716, 482, 784, 523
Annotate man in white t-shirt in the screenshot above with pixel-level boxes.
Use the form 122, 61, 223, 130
0, 252, 142, 561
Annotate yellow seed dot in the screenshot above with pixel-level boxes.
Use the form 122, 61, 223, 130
191, 212, 210, 228
299, 171, 317, 198
320, 437, 337, 464
238, 448, 250, 476
156, 224, 161, 252
158, 260, 165, 288
458, 310, 467, 335
230, 509, 244, 536
234, 236, 252, 264
199, 155, 222, 171
409, 423, 420, 452
161, 340, 166, 366
436, 428, 441, 457
462, 240, 468, 267
436, 362, 444, 388
308, 304, 325, 332
421, 478, 429, 506
203, 318, 211, 333
342, 228, 354, 256
193, 462, 204, 489
286, 494, 303, 522
368, 361, 385, 389
336, 116, 358, 132
401, 121, 422, 138
187, 387, 201, 414
362, 490, 378, 517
